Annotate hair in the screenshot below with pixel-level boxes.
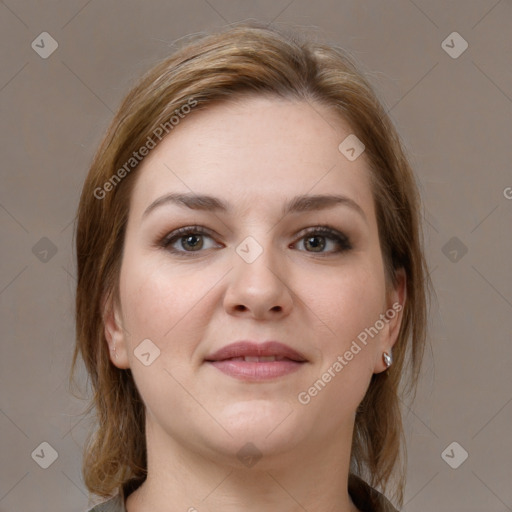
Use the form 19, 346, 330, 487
70, 20, 432, 509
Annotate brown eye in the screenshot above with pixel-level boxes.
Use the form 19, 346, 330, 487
159, 225, 352, 257
294, 226, 352, 254
179, 233, 204, 251
303, 234, 326, 252
161, 226, 220, 254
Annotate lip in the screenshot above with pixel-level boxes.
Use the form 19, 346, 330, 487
205, 341, 307, 381
206, 341, 307, 362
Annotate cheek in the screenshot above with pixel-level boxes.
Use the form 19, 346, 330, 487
118, 256, 202, 347
291, 266, 384, 433
307, 261, 386, 348
117, 259, 206, 410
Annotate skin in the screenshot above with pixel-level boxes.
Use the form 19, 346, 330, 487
104, 95, 406, 512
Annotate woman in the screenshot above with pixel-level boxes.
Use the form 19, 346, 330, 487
71, 21, 431, 512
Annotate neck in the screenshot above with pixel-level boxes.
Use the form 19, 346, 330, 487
126, 418, 360, 512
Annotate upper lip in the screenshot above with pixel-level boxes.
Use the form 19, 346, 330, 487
205, 341, 307, 362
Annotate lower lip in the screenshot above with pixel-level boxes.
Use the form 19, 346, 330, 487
207, 360, 304, 380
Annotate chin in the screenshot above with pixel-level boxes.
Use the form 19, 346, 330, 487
212, 400, 303, 450
201, 431, 303, 472
222, 398, 293, 426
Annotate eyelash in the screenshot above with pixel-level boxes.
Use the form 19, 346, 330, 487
158, 225, 352, 256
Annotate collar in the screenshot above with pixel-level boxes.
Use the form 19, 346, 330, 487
89, 474, 399, 512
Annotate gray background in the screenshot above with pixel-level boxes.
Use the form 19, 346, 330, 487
1, 1, 511, 511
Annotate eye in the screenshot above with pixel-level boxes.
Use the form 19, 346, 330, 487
292, 226, 352, 254
158, 225, 352, 256
159, 226, 220, 254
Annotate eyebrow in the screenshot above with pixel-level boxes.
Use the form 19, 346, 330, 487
142, 192, 367, 222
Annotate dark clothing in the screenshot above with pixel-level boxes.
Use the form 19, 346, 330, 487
87, 474, 398, 512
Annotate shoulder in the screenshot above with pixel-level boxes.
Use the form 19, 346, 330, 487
86, 493, 125, 512
86, 479, 143, 512
348, 473, 400, 512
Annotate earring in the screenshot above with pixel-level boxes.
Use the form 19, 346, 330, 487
113, 343, 118, 360
383, 350, 393, 368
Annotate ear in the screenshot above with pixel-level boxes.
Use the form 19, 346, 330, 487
102, 289, 130, 369
374, 268, 407, 373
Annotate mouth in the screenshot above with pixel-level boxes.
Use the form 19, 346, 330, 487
218, 355, 294, 362
204, 341, 307, 381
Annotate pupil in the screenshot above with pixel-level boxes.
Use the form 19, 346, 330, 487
184, 235, 202, 250
306, 236, 324, 252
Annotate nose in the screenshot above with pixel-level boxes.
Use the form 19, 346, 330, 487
223, 239, 294, 320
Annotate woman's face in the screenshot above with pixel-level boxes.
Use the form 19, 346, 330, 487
105, 95, 405, 465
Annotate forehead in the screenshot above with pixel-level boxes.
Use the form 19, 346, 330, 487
129, 95, 375, 220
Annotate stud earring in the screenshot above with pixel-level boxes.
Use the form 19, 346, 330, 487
383, 350, 393, 368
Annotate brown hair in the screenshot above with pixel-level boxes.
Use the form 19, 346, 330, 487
70, 20, 431, 508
